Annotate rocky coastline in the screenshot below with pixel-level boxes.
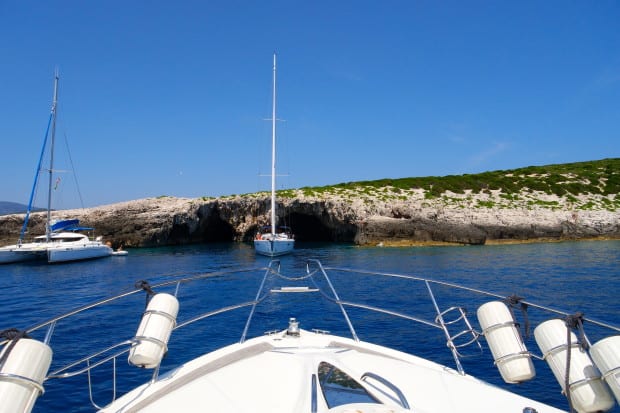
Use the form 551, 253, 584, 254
1, 186, 618, 249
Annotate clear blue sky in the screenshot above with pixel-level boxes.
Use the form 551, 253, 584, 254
1, 1, 618, 209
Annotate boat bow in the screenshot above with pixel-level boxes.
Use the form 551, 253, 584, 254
1, 260, 619, 413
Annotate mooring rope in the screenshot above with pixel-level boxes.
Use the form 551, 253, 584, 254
563, 312, 586, 413
0, 328, 30, 369
135, 280, 156, 308
504, 294, 531, 339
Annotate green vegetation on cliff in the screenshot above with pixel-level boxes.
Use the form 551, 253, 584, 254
227, 159, 618, 211
297, 158, 614, 195
329, 158, 619, 196
293, 158, 619, 211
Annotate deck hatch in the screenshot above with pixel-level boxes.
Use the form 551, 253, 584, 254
317, 361, 379, 408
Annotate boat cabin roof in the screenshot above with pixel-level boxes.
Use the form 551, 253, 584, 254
34, 232, 88, 242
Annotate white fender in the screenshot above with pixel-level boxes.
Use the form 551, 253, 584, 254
477, 301, 535, 383
534, 319, 614, 413
0, 338, 52, 413
590, 335, 620, 405
128, 293, 179, 369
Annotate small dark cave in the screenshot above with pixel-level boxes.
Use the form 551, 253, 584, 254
288, 213, 340, 242
167, 223, 191, 244
200, 214, 236, 242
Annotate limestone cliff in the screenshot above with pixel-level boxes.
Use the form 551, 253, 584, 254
0, 186, 618, 248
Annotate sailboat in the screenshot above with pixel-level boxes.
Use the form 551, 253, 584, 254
0, 72, 112, 264
254, 54, 295, 257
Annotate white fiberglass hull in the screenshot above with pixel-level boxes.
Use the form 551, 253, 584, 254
254, 238, 294, 256
1, 232, 113, 264
0, 245, 44, 264
47, 244, 112, 263
100, 328, 565, 413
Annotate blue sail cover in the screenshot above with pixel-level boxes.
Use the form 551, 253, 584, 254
50, 219, 80, 232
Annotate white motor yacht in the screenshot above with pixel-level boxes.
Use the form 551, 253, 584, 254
1, 260, 619, 413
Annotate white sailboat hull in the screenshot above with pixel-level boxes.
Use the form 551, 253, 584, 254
0, 245, 45, 264
47, 243, 113, 263
1, 233, 113, 264
0, 241, 113, 264
254, 238, 295, 256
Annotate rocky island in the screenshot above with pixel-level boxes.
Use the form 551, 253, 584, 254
1, 159, 618, 248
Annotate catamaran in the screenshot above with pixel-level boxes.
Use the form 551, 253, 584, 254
0, 73, 112, 264
254, 54, 295, 256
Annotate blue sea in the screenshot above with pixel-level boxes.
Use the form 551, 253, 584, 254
1, 240, 619, 412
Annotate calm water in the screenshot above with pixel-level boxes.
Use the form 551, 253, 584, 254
1, 240, 619, 412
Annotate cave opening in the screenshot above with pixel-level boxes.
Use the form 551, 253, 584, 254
168, 223, 191, 244
288, 213, 338, 242
201, 214, 236, 242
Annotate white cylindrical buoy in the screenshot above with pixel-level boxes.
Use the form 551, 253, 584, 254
590, 335, 620, 405
0, 338, 53, 413
477, 301, 535, 383
128, 293, 179, 369
535, 319, 615, 413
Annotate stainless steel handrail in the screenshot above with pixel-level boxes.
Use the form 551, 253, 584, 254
361, 371, 410, 409
3, 259, 619, 411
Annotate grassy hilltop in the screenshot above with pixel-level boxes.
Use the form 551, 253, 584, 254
266, 158, 619, 212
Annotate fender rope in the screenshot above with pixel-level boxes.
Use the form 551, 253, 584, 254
504, 294, 530, 339
563, 312, 586, 413
0, 328, 30, 369
135, 280, 156, 308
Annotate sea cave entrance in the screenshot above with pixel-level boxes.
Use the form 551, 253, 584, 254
287, 213, 353, 242
201, 214, 235, 242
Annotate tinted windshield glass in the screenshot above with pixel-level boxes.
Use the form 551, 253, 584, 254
318, 361, 378, 407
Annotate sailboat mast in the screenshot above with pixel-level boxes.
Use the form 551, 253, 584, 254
270, 53, 277, 236
46, 72, 59, 241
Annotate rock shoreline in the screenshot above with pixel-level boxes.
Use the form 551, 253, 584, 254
1, 188, 618, 248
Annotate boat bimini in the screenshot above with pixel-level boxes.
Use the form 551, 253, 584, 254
1, 260, 619, 413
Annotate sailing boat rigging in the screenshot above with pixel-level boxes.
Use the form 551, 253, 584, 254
0, 72, 113, 264
254, 54, 295, 257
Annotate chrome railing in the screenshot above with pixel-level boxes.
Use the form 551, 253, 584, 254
2, 259, 619, 410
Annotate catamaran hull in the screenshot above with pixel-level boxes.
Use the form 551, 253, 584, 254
47, 245, 113, 263
0, 247, 45, 264
254, 239, 294, 257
